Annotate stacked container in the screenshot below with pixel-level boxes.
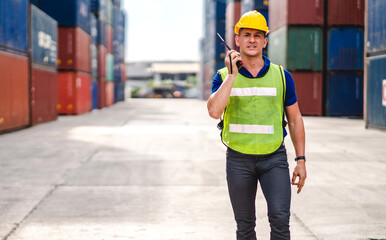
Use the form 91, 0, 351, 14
268, 0, 324, 116
225, 0, 241, 50
325, 0, 364, 116
365, 0, 386, 129
34, 0, 92, 115
241, 0, 269, 56
201, 0, 227, 100
113, 5, 127, 103
0, 0, 30, 132
30, 5, 58, 125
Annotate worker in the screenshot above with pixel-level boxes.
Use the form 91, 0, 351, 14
207, 11, 307, 240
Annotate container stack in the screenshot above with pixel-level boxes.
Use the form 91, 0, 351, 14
33, 0, 92, 115
0, 0, 29, 132
112, 0, 127, 103
365, 0, 386, 129
241, 0, 269, 55
30, 5, 58, 125
90, 12, 99, 110
269, 0, 324, 116
225, 0, 242, 51
201, 0, 227, 100
325, 0, 364, 116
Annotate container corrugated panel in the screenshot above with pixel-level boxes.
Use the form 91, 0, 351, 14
105, 0, 113, 26
97, 18, 106, 46
327, 0, 364, 26
0, 50, 29, 132
98, 45, 107, 77
326, 71, 363, 116
291, 72, 323, 116
92, 80, 99, 110
269, 0, 324, 32
106, 25, 113, 53
30, 65, 58, 125
225, 1, 241, 50
366, 55, 386, 128
328, 28, 363, 71
90, 44, 98, 78
31, 5, 58, 68
34, 0, 90, 33
57, 71, 91, 115
57, 27, 91, 72
98, 77, 106, 108
114, 82, 125, 102
90, 13, 98, 45
0, 0, 28, 54
367, 0, 386, 54
105, 82, 114, 106
269, 26, 323, 71
106, 53, 114, 81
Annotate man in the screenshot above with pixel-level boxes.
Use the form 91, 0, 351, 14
207, 11, 307, 240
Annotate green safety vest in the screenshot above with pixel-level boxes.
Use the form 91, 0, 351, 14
219, 63, 286, 155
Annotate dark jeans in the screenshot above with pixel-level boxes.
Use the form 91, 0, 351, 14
226, 145, 291, 240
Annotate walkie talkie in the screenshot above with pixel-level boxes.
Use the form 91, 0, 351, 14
216, 33, 243, 70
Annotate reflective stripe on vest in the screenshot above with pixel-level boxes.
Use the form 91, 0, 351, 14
219, 63, 286, 155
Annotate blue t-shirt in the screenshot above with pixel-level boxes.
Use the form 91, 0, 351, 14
211, 55, 297, 137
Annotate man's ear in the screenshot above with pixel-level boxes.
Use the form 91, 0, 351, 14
263, 37, 268, 48
235, 35, 240, 47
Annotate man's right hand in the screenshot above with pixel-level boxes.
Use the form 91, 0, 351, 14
225, 50, 242, 76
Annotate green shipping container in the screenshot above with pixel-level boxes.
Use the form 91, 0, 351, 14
106, 53, 114, 81
268, 26, 323, 71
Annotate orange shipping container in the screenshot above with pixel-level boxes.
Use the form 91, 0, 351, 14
0, 50, 30, 132
98, 77, 106, 108
98, 45, 107, 77
57, 71, 91, 115
105, 81, 114, 106
292, 72, 323, 116
327, 0, 364, 26
106, 25, 113, 54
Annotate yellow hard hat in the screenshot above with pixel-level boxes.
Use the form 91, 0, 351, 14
234, 10, 269, 35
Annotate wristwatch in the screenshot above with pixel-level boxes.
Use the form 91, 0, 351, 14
295, 156, 306, 161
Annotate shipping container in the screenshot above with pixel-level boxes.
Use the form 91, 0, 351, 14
291, 72, 323, 116
57, 27, 91, 72
106, 53, 114, 81
208, 0, 226, 19
112, 0, 121, 7
121, 63, 126, 82
31, 5, 58, 68
114, 61, 122, 83
98, 45, 107, 77
114, 82, 125, 102
106, 25, 113, 53
269, 0, 324, 32
97, 18, 107, 46
57, 71, 91, 115
268, 26, 323, 71
328, 27, 364, 71
326, 71, 363, 116
91, 80, 99, 110
366, 55, 386, 129
113, 26, 124, 62
241, 0, 268, 13
90, 13, 98, 45
105, 81, 114, 106
105, 0, 113, 26
0, 50, 29, 132
327, 0, 364, 26
33, 0, 90, 33
98, 77, 106, 108
0, 0, 28, 54
91, 0, 106, 13
90, 44, 98, 78
366, 0, 386, 54
225, 0, 242, 50
30, 64, 58, 125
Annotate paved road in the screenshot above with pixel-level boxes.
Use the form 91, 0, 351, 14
0, 99, 385, 240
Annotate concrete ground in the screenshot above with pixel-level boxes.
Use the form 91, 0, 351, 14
0, 98, 385, 240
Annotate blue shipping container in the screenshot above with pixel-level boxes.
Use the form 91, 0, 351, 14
366, 55, 386, 128
90, 13, 98, 45
242, 0, 268, 12
91, 0, 106, 12
35, 0, 90, 33
98, 19, 106, 46
114, 61, 122, 83
31, 5, 57, 67
0, 0, 28, 53
326, 71, 363, 116
114, 82, 125, 102
90, 44, 98, 78
328, 28, 364, 71
367, 0, 386, 54
92, 80, 99, 110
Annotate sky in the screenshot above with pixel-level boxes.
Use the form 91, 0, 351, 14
122, 0, 204, 62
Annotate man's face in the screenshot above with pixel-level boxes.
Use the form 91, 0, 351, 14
236, 28, 267, 58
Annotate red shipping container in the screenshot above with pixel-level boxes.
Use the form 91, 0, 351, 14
225, 1, 241, 50
31, 65, 58, 125
269, 0, 324, 32
0, 50, 29, 132
292, 72, 323, 116
327, 0, 364, 26
98, 77, 106, 108
121, 62, 126, 83
105, 81, 114, 106
57, 71, 91, 115
98, 45, 107, 77
106, 25, 113, 54
57, 27, 91, 72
